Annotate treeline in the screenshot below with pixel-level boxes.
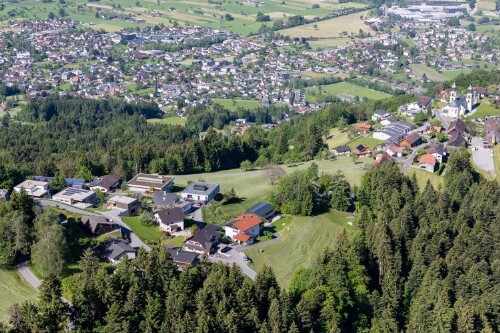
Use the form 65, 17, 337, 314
427, 69, 500, 96
0, 83, 21, 98
4, 149, 498, 332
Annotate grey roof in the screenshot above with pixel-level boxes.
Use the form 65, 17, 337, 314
182, 182, 219, 196
153, 191, 178, 207
89, 175, 119, 189
97, 239, 136, 261
246, 203, 275, 217
333, 145, 351, 153
153, 207, 184, 225
188, 224, 221, 252
167, 248, 199, 265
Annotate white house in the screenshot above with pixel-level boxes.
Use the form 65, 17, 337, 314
152, 207, 185, 233
127, 173, 174, 193
372, 109, 390, 121
224, 213, 262, 245
14, 180, 49, 197
181, 182, 220, 203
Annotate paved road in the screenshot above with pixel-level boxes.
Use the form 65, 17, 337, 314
471, 137, 496, 176
17, 261, 41, 289
38, 199, 150, 250
435, 109, 449, 128
401, 148, 418, 174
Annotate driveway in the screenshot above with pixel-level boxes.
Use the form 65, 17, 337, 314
471, 137, 496, 176
17, 261, 41, 289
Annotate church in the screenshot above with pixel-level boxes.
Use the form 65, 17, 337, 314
441, 82, 478, 119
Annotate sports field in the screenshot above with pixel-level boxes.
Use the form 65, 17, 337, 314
246, 210, 353, 286
409, 64, 448, 82
306, 82, 391, 102
279, 10, 372, 38
0, 269, 38, 322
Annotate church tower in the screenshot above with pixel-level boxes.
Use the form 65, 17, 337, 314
466, 84, 473, 111
450, 81, 457, 101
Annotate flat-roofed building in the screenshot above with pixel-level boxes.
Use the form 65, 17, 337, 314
107, 195, 140, 216
127, 173, 174, 193
52, 187, 97, 208
181, 182, 220, 203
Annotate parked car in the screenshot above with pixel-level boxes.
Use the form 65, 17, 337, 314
239, 252, 249, 261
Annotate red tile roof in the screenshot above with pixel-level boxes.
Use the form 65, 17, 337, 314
419, 154, 437, 166
232, 213, 261, 232
234, 233, 252, 242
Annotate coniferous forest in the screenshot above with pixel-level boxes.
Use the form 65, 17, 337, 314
1, 149, 498, 333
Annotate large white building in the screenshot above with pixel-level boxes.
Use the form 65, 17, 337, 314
181, 182, 220, 203
442, 82, 478, 119
14, 180, 49, 197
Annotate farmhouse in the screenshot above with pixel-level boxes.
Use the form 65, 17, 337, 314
356, 123, 372, 134
386, 143, 404, 157
127, 173, 174, 193
81, 216, 119, 237
52, 188, 97, 208
107, 195, 140, 216
419, 154, 438, 173
152, 207, 185, 233
224, 213, 262, 245
375, 152, 392, 165
400, 132, 422, 148
14, 180, 49, 197
182, 224, 221, 254
352, 144, 372, 157
181, 182, 220, 203
89, 175, 120, 193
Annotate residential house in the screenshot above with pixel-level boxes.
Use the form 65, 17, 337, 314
152, 207, 185, 233
182, 224, 221, 254
448, 132, 467, 147
34, 176, 86, 189
0, 189, 10, 203
400, 132, 422, 148
89, 175, 120, 193
446, 119, 467, 137
386, 143, 404, 157
375, 152, 392, 165
81, 216, 119, 236
352, 144, 372, 157
181, 182, 220, 203
484, 117, 500, 146
107, 195, 140, 216
14, 180, 49, 197
427, 144, 448, 163
152, 191, 178, 208
224, 213, 262, 245
167, 248, 199, 269
417, 95, 432, 111
381, 115, 399, 126
372, 109, 390, 121
96, 239, 137, 264
127, 173, 174, 193
52, 188, 97, 208
245, 203, 275, 221
419, 154, 438, 173
332, 145, 351, 156
356, 123, 372, 134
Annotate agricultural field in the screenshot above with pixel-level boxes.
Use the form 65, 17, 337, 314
407, 167, 444, 191
409, 64, 449, 82
306, 82, 392, 102
246, 210, 353, 286
174, 157, 367, 218
279, 10, 372, 38
1, 0, 368, 35
307, 37, 351, 49
495, 145, 500, 183
0, 269, 38, 322
211, 98, 261, 111
477, 0, 497, 11
441, 70, 474, 79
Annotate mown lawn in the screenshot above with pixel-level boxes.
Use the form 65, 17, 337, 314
147, 116, 187, 126
0, 269, 38, 322
467, 100, 500, 119
409, 64, 448, 82
211, 99, 261, 111
121, 216, 164, 244
348, 136, 384, 149
494, 145, 500, 183
325, 128, 350, 149
246, 210, 353, 287
407, 167, 444, 191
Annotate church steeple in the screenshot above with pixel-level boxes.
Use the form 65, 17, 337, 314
466, 84, 473, 111
450, 81, 457, 101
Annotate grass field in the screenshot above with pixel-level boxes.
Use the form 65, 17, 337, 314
409, 64, 448, 82
147, 116, 187, 126
467, 100, 500, 119
211, 99, 261, 111
441, 70, 474, 79
494, 145, 500, 183
407, 167, 443, 191
121, 216, 164, 244
348, 136, 384, 149
279, 10, 372, 38
306, 82, 391, 102
0, 269, 38, 322
477, 0, 497, 10
325, 128, 350, 149
174, 157, 366, 218
307, 37, 351, 49
246, 210, 353, 286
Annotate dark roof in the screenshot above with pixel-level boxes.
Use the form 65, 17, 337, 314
81, 216, 117, 234
374, 109, 389, 116
447, 119, 467, 135
153, 191, 178, 207
90, 175, 119, 189
356, 144, 368, 151
246, 203, 275, 217
448, 132, 466, 147
96, 239, 136, 261
182, 182, 219, 195
427, 144, 448, 155
417, 95, 432, 108
167, 248, 199, 265
403, 132, 421, 145
333, 145, 351, 153
189, 224, 221, 252
153, 207, 184, 225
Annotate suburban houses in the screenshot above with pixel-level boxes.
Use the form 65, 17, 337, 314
181, 182, 220, 204
127, 173, 175, 193
52, 188, 97, 208
106, 195, 141, 216
224, 213, 263, 245
152, 207, 185, 233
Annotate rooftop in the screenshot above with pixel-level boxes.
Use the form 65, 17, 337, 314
182, 182, 219, 195
228, 213, 261, 232
108, 195, 138, 204
127, 173, 174, 189
53, 187, 95, 201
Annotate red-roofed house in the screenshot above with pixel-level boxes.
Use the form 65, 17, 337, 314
419, 154, 438, 173
224, 213, 262, 245
356, 123, 372, 134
